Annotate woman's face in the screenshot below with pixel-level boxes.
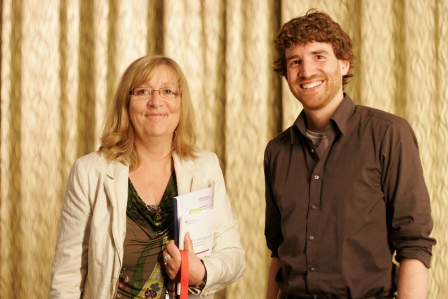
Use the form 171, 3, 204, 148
129, 65, 181, 145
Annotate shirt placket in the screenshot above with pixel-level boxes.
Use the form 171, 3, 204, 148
306, 149, 325, 297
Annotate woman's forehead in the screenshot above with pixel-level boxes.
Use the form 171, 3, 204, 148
139, 64, 179, 85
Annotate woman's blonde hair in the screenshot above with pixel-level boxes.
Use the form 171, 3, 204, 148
99, 55, 197, 169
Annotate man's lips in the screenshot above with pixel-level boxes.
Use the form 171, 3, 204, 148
300, 80, 324, 89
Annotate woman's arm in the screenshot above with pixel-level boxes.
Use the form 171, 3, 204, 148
198, 153, 246, 294
163, 232, 206, 285
49, 159, 91, 298
168, 151, 246, 297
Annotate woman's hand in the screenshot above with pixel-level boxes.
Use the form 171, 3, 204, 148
163, 232, 206, 285
163, 240, 182, 281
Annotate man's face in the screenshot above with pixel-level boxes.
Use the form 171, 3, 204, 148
285, 42, 349, 112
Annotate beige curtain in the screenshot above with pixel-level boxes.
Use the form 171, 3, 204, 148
1, 0, 447, 298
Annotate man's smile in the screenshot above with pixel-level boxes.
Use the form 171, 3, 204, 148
301, 80, 324, 90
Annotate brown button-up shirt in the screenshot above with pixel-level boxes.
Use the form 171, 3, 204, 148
264, 94, 436, 298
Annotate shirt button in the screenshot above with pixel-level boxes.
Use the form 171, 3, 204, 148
311, 204, 317, 210
314, 296, 319, 299
314, 175, 319, 180
309, 235, 315, 240
311, 149, 315, 153
310, 266, 316, 272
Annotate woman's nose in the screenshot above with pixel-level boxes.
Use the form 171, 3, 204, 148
149, 92, 163, 107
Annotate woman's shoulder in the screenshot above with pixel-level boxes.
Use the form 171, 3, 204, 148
174, 149, 219, 171
73, 151, 127, 173
74, 151, 106, 166
193, 149, 217, 160
175, 148, 217, 161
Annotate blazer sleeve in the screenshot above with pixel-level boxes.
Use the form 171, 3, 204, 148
49, 158, 91, 298
199, 153, 246, 297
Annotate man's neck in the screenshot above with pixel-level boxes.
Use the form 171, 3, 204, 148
305, 115, 330, 133
304, 93, 344, 132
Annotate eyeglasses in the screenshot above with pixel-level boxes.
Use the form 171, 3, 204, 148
129, 87, 180, 99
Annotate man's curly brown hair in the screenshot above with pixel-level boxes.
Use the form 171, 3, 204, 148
274, 9, 355, 86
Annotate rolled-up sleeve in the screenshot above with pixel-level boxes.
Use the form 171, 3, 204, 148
382, 119, 436, 268
264, 143, 283, 258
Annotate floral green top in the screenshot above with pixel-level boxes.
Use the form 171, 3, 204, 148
116, 174, 177, 299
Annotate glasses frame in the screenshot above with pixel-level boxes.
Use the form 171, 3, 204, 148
129, 87, 181, 99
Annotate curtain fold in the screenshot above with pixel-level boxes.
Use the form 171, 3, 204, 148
1, 1, 447, 298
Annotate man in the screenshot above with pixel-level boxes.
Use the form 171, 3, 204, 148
264, 9, 436, 299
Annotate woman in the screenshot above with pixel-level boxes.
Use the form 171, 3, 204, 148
49, 55, 246, 299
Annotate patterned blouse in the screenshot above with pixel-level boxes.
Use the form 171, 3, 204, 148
116, 174, 177, 299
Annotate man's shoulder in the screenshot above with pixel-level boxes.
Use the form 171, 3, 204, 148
353, 105, 415, 138
265, 126, 295, 155
268, 126, 294, 143
355, 105, 407, 124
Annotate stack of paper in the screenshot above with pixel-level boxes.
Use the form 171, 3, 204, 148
173, 183, 215, 255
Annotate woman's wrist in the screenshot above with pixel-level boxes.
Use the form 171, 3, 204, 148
189, 260, 207, 290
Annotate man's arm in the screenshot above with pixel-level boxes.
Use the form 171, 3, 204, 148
267, 257, 281, 299
397, 258, 429, 299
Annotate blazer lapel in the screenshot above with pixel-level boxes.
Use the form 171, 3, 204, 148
173, 151, 195, 195
104, 160, 129, 264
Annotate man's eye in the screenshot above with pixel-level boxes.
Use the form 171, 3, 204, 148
289, 60, 300, 67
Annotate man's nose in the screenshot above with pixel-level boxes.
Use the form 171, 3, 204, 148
298, 60, 314, 78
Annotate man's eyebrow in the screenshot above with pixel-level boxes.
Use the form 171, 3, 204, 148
286, 54, 299, 62
311, 49, 331, 55
286, 49, 331, 62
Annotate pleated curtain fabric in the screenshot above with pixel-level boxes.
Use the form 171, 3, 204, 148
1, 1, 447, 298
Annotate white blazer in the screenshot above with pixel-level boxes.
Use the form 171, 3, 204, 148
49, 150, 246, 299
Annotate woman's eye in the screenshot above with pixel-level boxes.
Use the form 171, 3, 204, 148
137, 88, 150, 95
162, 89, 177, 97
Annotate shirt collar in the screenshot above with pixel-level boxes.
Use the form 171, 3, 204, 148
290, 93, 355, 143
329, 93, 355, 136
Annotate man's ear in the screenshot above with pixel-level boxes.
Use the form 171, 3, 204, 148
340, 60, 350, 76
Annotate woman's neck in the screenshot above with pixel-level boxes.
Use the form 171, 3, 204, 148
134, 138, 173, 162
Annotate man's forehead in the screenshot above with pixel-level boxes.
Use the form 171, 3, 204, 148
286, 42, 334, 55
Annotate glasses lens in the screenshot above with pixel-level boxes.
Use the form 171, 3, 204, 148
160, 88, 177, 98
134, 88, 151, 96
131, 87, 179, 98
